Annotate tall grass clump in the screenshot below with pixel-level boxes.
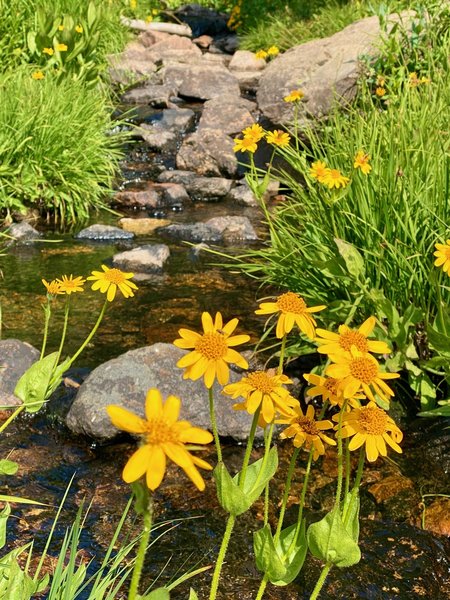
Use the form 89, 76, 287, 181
0, 68, 126, 224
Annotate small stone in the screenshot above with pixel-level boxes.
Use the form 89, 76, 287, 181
420, 498, 450, 537
7, 222, 41, 242
75, 224, 134, 241
112, 244, 170, 273
229, 183, 258, 207
176, 129, 237, 177
233, 70, 263, 93
205, 216, 258, 242
193, 34, 213, 49
119, 218, 171, 235
157, 183, 190, 206
157, 170, 196, 186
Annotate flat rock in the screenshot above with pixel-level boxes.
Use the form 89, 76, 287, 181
176, 129, 237, 177
229, 50, 266, 72
6, 222, 41, 242
186, 176, 233, 201
159, 223, 222, 243
157, 170, 196, 186
118, 218, 171, 235
163, 63, 240, 100
229, 182, 257, 207
233, 70, 263, 93
0, 340, 40, 407
75, 224, 134, 241
257, 12, 414, 125
206, 216, 258, 242
121, 84, 176, 107
138, 127, 176, 151
198, 95, 256, 136
112, 244, 170, 273
137, 107, 195, 151
66, 343, 255, 441
113, 189, 160, 209
147, 34, 202, 64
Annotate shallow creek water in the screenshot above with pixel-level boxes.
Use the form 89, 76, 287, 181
1, 106, 449, 599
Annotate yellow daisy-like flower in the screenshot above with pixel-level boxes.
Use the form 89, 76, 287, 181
303, 373, 362, 409
409, 72, 420, 87
107, 389, 213, 491
333, 401, 403, 462
43, 47, 54, 56
57, 274, 86, 295
315, 317, 391, 358
174, 312, 250, 388
322, 168, 350, 189
309, 160, 329, 182
354, 150, 372, 175
222, 369, 298, 424
32, 71, 44, 80
284, 89, 304, 103
152, 8, 159, 15
242, 123, 265, 143
42, 278, 64, 296
433, 240, 450, 275
277, 404, 336, 460
255, 50, 268, 60
75, 25, 83, 33
266, 130, 291, 147
233, 136, 258, 153
375, 86, 386, 97
326, 347, 400, 406
267, 46, 279, 57
56, 43, 68, 52
87, 265, 138, 302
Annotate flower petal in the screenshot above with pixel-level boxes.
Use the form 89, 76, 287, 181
107, 405, 147, 434
123, 445, 152, 482
145, 388, 163, 420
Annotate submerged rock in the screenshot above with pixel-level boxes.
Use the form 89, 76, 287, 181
112, 244, 170, 273
119, 218, 172, 235
6, 222, 41, 242
0, 340, 40, 407
75, 224, 134, 241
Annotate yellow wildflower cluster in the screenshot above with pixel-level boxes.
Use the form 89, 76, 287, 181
233, 123, 290, 154
227, 0, 243, 31
255, 46, 280, 61
283, 89, 305, 103
309, 149, 372, 190
408, 71, 431, 87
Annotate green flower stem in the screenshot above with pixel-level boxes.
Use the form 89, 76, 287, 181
40, 300, 52, 359
343, 447, 365, 527
344, 438, 351, 499
68, 299, 108, 367
334, 399, 347, 510
264, 482, 270, 526
0, 405, 25, 434
294, 448, 314, 536
255, 574, 269, 600
54, 295, 71, 367
275, 447, 300, 540
208, 387, 222, 464
128, 490, 153, 600
309, 562, 332, 600
261, 422, 275, 526
278, 333, 287, 374
209, 514, 236, 600
238, 406, 261, 488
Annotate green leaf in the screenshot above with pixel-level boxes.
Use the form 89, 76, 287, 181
418, 401, 450, 417
307, 506, 361, 567
0, 494, 48, 506
14, 352, 59, 413
407, 368, 437, 410
26, 32, 37, 55
0, 460, 19, 476
130, 481, 150, 516
427, 324, 450, 354
341, 493, 360, 543
374, 294, 400, 337
253, 525, 286, 581
87, 1, 97, 29
139, 588, 170, 600
334, 238, 365, 282
188, 590, 199, 600
0, 503, 11, 550
434, 305, 450, 337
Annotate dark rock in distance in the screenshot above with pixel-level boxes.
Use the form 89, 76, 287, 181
75, 224, 134, 241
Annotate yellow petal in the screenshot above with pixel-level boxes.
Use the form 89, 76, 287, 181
226, 334, 250, 347
106, 283, 116, 302
145, 446, 166, 490
214, 312, 223, 330
358, 316, 376, 336
348, 431, 366, 451
365, 436, 379, 462
201, 312, 214, 332
107, 405, 147, 433
123, 445, 152, 482
177, 351, 202, 368
145, 388, 163, 420
163, 394, 181, 424
222, 317, 239, 335
216, 360, 229, 386
255, 302, 279, 315
179, 426, 213, 444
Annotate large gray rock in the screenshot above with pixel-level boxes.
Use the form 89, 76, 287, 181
159, 223, 222, 243
187, 177, 233, 201
163, 63, 240, 100
146, 34, 202, 64
176, 129, 237, 177
0, 340, 40, 407
229, 50, 266, 72
113, 244, 170, 273
75, 224, 134, 241
7, 222, 41, 242
121, 84, 176, 107
66, 343, 255, 441
206, 216, 258, 242
198, 95, 257, 136
257, 12, 414, 125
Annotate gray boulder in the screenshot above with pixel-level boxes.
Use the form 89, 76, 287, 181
206, 216, 258, 242
66, 343, 255, 441
7, 222, 41, 242
75, 224, 134, 241
113, 244, 170, 273
121, 84, 176, 107
0, 340, 40, 407
176, 129, 237, 177
159, 223, 222, 243
187, 177, 233, 201
229, 50, 266, 72
163, 63, 240, 100
198, 95, 257, 136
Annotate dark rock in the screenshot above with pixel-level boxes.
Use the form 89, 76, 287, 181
205, 216, 258, 242
198, 95, 257, 136
163, 63, 240, 100
174, 4, 229, 38
66, 343, 255, 441
137, 107, 196, 151
159, 223, 221, 243
234, 70, 263, 94
157, 182, 190, 206
113, 189, 160, 209
112, 244, 170, 273
176, 129, 237, 177
0, 340, 40, 407
121, 84, 176, 107
75, 224, 134, 241
186, 176, 233, 200
211, 33, 239, 54
157, 170, 196, 186
7, 222, 41, 242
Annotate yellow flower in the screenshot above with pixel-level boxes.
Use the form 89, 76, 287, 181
278, 404, 336, 460
56, 43, 68, 52
233, 136, 258, 153
145, 15, 153, 23
375, 86, 386, 97
376, 75, 386, 87
75, 25, 83, 33
174, 312, 250, 388
420, 76, 431, 84
267, 46, 279, 57
242, 123, 265, 143
58, 24, 64, 31
309, 160, 329, 182
255, 50, 268, 60
222, 369, 298, 424
107, 389, 213, 491
284, 89, 304, 103
326, 347, 400, 406
434, 239, 450, 275
130, 0, 137, 9
152, 8, 159, 15
333, 401, 403, 462
256, 291, 326, 339
321, 168, 350, 189
354, 150, 372, 174
43, 47, 54, 56
266, 130, 291, 147
42, 278, 64, 296
57, 274, 86, 295
32, 71, 45, 80
315, 317, 391, 358
409, 72, 420, 87
87, 265, 138, 302
303, 373, 362, 409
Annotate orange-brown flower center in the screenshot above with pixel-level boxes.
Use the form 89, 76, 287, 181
276, 292, 307, 315
357, 406, 388, 435
323, 377, 340, 395
328, 169, 342, 180
195, 332, 228, 360
104, 268, 126, 284
339, 330, 368, 352
295, 416, 319, 436
246, 371, 276, 393
349, 356, 378, 384
144, 419, 178, 445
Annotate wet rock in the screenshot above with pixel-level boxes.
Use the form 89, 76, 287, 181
163, 63, 240, 100
147, 34, 202, 64
257, 12, 414, 125
118, 218, 171, 235
157, 170, 196, 186
211, 33, 239, 55
112, 244, 170, 274
420, 498, 450, 537
138, 127, 176, 151
229, 182, 257, 207
113, 189, 160, 209
157, 182, 190, 206
121, 84, 176, 107
66, 343, 256, 441
137, 107, 195, 151
198, 95, 257, 136
7, 222, 41, 242
0, 339, 40, 407
159, 222, 222, 243
176, 129, 237, 177
368, 474, 414, 504
229, 50, 266, 72
206, 216, 258, 242
187, 176, 233, 201
75, 224, 134, 241
174, 4, 229, 38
